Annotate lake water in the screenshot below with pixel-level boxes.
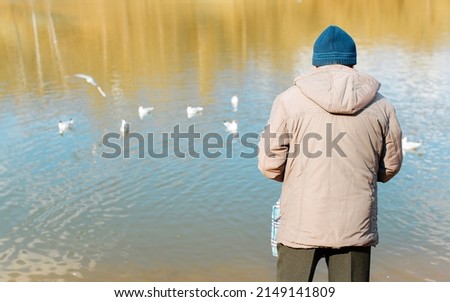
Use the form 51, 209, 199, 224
1, 0, 450, 281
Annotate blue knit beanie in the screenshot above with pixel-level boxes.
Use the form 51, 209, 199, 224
312, 25, 357, 67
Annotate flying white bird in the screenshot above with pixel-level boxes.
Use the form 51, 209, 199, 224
402, 137, 421, 155
71, 73, 98, 86
66, 73, 106, 97
223, 120, 238, 134
58, 119, 74, 135
187, 105, 204, 118
231, 95, 239, 112
138, 106, 154, 119
120, 119, 129, 136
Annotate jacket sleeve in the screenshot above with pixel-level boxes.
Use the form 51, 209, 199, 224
378, 106, 403, 183
258, 96, 289, 182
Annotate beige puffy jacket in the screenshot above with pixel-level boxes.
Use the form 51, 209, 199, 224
258, 65, 403, 248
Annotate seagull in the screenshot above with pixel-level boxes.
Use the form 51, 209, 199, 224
223, 120, 238, 134
231, 95, 239, 112
66, 73, 106, 97
138, 106, 154, 119
187, 105, 204, 118
120, 119, 129, 136
402, 137, 422, 155
71, 73, 98, 86
58, 119, 74, 135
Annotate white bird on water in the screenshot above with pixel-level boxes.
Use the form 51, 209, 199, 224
66, 73, 106, 97
224, 119, 238, 134
120, 119, 129, 136
138, 106, 154, 119
402, 136, 422, 155
187, 105, 204, 118
231, 95, 239, 112
58, 119, 74, 135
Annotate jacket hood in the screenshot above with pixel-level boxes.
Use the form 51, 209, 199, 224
294, 65, 380, 114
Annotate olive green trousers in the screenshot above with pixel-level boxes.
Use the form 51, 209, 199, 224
277, 244, 371, 282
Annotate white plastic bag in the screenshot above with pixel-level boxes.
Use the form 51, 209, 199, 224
271, 199, 281, 257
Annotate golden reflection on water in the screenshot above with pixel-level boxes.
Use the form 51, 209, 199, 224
0, 0, 449, 97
